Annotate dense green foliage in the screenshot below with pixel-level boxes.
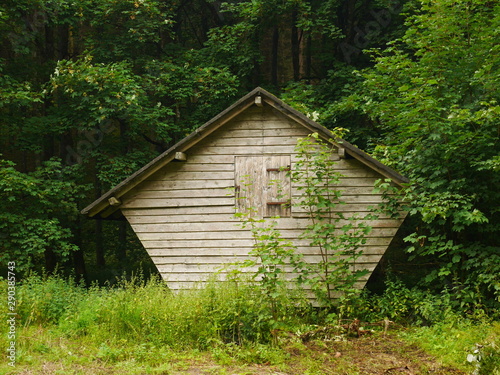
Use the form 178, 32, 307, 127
0, 0, 498, 313
325, 0, 500, 310
0, 158, 83, 271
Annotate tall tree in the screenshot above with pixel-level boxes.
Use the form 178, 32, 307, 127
330, 0, 500, 307
0, 0, 240, 275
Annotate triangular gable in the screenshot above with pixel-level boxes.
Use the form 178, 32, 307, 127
82, 87, 408, 219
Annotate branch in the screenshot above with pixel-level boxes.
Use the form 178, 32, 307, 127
141, 133, 167, 151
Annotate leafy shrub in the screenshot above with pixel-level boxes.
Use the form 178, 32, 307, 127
16, 273, 86, 325
477, 322, 500, 375
292, 133, 372, 305
344, 278, 472, 325
0, 159, 84, 272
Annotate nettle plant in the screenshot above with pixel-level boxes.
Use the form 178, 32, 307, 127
230, 132, 373, 308
292, 133, 372, 306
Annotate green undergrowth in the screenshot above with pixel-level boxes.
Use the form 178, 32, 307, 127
6, 273, 315, 349
1, 273, 498, 374
402, 320, 500, 374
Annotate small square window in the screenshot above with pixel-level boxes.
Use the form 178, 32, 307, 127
235, 155, 291, 217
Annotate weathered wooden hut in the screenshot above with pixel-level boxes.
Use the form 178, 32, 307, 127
82, 87, 407, 291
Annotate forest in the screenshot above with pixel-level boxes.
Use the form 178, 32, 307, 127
0, 0, 499, 312
1, 1, 499, 373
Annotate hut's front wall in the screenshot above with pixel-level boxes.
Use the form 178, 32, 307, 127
121, 104, 404, 291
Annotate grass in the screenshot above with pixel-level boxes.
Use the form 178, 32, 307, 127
1, 324, 482, 374
402, 319, 500, 374
1, 273, 498, 374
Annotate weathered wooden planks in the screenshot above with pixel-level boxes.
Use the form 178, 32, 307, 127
147, 247, 390, 258
120, 104, 404, 294
129, 218, 402, 233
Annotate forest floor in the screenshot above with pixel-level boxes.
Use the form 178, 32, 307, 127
9, 331, 467, 375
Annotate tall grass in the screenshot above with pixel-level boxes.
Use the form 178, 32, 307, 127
15, 273, 85, 325
402, 320, 500, 374
10, 273, 310, 350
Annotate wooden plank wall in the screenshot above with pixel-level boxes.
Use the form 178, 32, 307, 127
121, 104, 405, 292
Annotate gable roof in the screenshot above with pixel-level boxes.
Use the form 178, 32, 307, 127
82, 87, 408, 219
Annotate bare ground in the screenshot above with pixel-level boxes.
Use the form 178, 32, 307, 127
177, 333, 465, 375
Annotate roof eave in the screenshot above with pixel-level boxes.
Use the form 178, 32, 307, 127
261, 94, 409, 186
81, 88, 261, 218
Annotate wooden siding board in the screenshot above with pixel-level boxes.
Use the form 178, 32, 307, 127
142, 236, 392, 250
147, 171, 234, 181
192, 145, 309, 155
137, 180, 234, 191
204, 137, 265, 147
131, 222, 245, 233
143, 239, 254, 249
134, 227, 398, 241
122, 206, 236, 216
130, 189, 234, 199
263, 128, 310, 137
159, 163, 234, 172
128, 217, 401, 234
123, 197, 234, 209
202, 136, 302, 147
133, 232, 249, 243
173, 155, 236, 164
157, 266, 378, 283
146, 245, 389, 258
154, 258, 382, 274
132, 220, 398, 239
125, 213, 238, 224
292, 203, 386, 214
127, 213, 234, 224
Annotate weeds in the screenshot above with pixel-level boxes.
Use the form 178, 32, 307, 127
17, 273, 309, 350
16, 272, 85, 325
402, 320, 499, 374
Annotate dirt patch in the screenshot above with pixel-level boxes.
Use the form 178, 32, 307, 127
290, 333, 466, 375
170, 333, 466, 375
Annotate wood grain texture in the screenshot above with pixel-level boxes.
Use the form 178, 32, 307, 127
120, 104, 405, 295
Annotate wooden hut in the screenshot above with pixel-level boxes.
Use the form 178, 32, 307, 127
82, 87, 407, 291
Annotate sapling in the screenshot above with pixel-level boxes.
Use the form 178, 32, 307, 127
292, 132, 372, 306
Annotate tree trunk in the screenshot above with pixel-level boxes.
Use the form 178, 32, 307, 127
95, 219, 105, 266
305, 34, 312, 80
291, 11, 300, 81
117, 220, 127, 260
271, 25, 279, 87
